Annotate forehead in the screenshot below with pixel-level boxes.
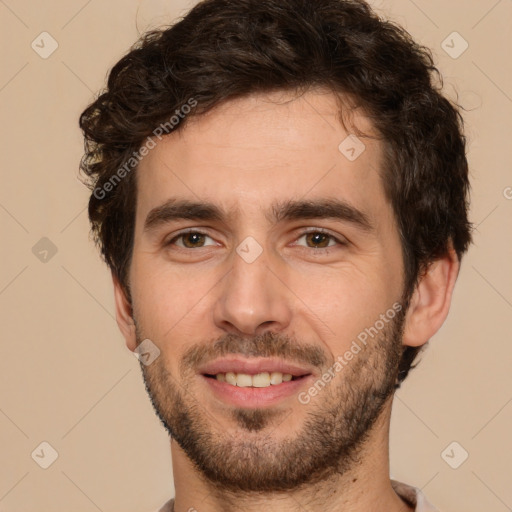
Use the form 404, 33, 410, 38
135, 89, 388, 225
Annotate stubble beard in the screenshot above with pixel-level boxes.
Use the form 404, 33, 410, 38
137, 309, 405, 493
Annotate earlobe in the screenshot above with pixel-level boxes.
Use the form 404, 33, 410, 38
112, 273, 137, 352
402, 248, 460, 348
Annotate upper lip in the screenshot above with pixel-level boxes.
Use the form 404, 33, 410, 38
198, 357, 314, 377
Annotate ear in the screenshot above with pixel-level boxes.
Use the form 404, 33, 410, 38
402, 247, 460, 348
112, 272, 137, 352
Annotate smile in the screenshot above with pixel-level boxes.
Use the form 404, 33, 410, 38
205, 371, 306, 388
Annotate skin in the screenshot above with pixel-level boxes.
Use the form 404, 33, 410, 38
113, 89, 459, 511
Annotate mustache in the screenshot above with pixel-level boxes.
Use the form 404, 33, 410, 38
180, 331, 328, 376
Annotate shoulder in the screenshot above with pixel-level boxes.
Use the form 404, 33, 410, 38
391, 479, 440, 512
155, 497, 173, 512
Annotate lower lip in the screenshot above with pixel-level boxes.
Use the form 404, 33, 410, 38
200, 375, 312, 408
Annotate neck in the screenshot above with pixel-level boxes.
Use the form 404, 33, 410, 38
169, 399, 412, 512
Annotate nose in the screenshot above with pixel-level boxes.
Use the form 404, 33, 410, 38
212, 244, 293, 336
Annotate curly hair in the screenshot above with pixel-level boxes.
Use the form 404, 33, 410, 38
79, 0, 472, 386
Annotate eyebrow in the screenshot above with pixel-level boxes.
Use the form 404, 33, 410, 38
143, 197, 373, 233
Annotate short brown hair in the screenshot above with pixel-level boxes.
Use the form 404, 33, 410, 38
79, 0, 472, 385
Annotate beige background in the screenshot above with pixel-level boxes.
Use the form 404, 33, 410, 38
1, 0, 511, 510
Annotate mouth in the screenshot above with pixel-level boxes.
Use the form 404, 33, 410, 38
198, 358, 314, 407
203, 371, 308, 388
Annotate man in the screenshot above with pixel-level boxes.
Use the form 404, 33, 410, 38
79, 0, 472, 510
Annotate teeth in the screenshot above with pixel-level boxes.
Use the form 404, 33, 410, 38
215, 371, 295, 387
270, 371, 283, 385
225, 372, 237, 386
236, 373, 253, 387
252, 372, 270, 387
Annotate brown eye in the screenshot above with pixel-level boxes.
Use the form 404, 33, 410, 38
304, 232, 332, 248
296, 230, 343, 249
167, 231, 216, 248
181, 233, 206, 248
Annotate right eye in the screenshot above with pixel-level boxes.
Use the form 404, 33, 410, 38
166, 230, 217, 249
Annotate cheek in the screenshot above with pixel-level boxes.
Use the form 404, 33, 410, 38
130, 254, 219, 339
288, 266, 399, 351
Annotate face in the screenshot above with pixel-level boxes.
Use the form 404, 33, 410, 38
126, 89, 407, 491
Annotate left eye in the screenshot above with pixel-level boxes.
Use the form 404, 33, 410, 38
295, 231, 342, 249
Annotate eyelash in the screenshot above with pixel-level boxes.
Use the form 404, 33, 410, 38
165, 228, 347, 251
